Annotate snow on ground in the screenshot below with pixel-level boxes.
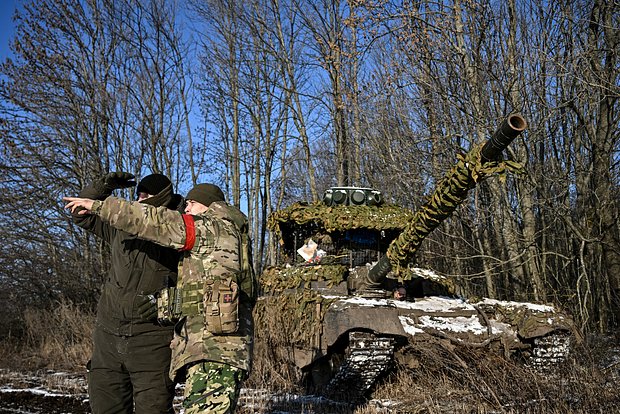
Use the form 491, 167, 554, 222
0, 370, 400, 414
0, 369, 87, 396
0, 369, 88, 413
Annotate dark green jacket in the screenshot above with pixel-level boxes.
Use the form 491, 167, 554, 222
73, 181, 183, 336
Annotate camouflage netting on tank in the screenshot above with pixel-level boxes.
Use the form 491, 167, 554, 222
482, 301, 576, 339
254, 290, 336, 350
260, 264, 347, 292
387, 143, 524, 274
267, 202, 415, 236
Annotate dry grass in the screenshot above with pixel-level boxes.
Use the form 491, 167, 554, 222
244, 297, 620, 412
362, 335, 619, 413
0, 298, 94, 371
241, 330, 620, 413
1, 299, 619, 413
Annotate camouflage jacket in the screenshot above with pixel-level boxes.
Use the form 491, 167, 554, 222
92, 197, 254, 378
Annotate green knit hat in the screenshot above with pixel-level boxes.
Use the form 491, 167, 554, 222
186, 183, 225, 207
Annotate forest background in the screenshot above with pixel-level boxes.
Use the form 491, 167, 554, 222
0, 0, 618, 357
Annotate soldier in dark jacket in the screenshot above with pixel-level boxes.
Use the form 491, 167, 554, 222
72, 172, 183, 414
66, 183, 254, 414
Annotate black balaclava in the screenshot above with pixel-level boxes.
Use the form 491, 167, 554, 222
137, 173, 173, 208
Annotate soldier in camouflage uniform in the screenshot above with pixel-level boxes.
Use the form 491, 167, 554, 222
65, 183, 254, 414
71, 172, 182, 414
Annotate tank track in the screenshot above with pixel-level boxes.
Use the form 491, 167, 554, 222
324, 331, 395, 402
526, 332, 572, 370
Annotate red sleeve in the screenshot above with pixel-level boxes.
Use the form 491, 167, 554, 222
180, 214, 196, 251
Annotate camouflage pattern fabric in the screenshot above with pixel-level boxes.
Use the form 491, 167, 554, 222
157, 286, 182, 323
481, 301, 576, 340
268, 202, 415, 234
183, 361, 241, 414
254, 290, 335, 349
93, 197, 254, 379
260, 264, 347, 292
386, 142, 524, 274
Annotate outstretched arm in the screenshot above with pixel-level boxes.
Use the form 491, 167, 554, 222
70, 172, 136, 238
64, 196, 189, 250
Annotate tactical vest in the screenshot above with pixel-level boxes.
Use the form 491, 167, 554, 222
157, 202, 257, 324
208, 202, 257, 304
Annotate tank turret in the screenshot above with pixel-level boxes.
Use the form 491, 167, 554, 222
254, 114, 577, 404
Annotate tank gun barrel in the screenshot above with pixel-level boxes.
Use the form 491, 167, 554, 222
366, 113, 527, 286
480, 113, 527, 162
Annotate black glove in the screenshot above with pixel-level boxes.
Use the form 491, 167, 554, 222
136, 294, 158, 321
93, 172, 136, 196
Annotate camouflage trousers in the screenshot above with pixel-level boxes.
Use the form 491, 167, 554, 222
183, 361, 243, 414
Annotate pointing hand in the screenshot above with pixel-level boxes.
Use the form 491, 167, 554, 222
63, 197, 95, 214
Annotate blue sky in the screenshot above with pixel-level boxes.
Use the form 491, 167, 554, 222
0, 1, 19, 62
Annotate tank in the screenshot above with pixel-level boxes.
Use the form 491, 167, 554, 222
254, 114, 577, 403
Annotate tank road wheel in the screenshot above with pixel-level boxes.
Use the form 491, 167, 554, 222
318, 331, 396, 403
525, 332, 572, 371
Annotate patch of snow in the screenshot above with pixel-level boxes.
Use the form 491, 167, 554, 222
418, 315, 492, 335
396, 296, 468, 311
327, 291, 561, 317
330, 296, 388, 307
399, 316, 424, 335
410, 267, 445, 280
331, 295, 470, 312
478, 298, 555, 313
399, 314, 502, 337
0, 387, 71, 398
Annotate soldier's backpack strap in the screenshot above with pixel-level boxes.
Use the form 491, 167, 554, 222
229, 209, 257, 304
210, 203, 258, 305
240, 230, 257, 304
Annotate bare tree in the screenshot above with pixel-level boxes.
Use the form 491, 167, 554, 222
2, 0, 619, 335
0, 0, 191, 322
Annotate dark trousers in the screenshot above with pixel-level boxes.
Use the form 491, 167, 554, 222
88, 327, 175, 414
